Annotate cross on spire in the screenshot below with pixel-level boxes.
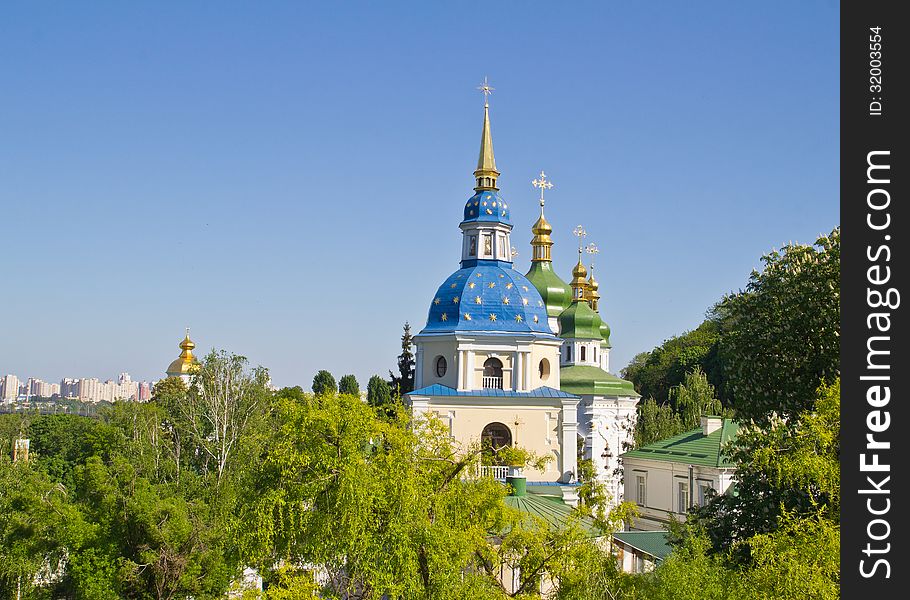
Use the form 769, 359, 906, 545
532, 170, 554, 211
477, 76, 494, 107
585, 242, 599, 269
573, 225, 587, 255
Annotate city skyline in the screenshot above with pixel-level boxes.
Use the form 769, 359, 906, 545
0, 2, 839, 388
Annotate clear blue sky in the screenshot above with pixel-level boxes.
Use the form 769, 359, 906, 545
0, 1, 839, 388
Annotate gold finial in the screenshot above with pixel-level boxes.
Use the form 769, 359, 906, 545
532, 170, 553, 214
570, 226, 589, 301
167, 329, 198, 377
586, 243, 601, 309
474, 77, 499, 191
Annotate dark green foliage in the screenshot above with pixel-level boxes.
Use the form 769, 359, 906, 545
338, 374, 360, 396
366, 374, 392, 408
714, 227, 840, 424
632, 397, 683, 448
27, 414, 124, 485
621, 320, 725, 407
388, 321, 415, 395
311, 369, 337, 396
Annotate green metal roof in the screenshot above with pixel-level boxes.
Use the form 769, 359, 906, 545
559, 365, 639, 397
525, 261, 573, 318
621, 419, 739, 468
612, 531, 672, 561
558, 300, 604, 340
502, 491, 598, 536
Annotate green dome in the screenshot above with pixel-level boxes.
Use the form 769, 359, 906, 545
599, 320, 612, 348
525, 261, 572, 318
557, 300, 604, 340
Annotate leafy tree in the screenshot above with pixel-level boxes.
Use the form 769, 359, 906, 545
366, 374, 392, 408
690, 380, 840, 562
389, 321, 415, 395
338, 374, 360, 396
632, 397, 683, 448
311, 370, 337, 396
669, 367, 725, 430
26, 414, 124, 485
714, 228, 840, 423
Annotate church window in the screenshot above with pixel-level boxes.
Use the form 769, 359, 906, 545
481, 422, 512, 451
498, 234, 507, 258
435, 356, 447, 378
483, 234, 493, 257
482, 357, 503, 389
538, 358, 550, 381
469, 235, 477, 256
636, 475, 647, 506
580, 346, 586, 362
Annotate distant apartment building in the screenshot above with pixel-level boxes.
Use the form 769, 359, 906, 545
1, 374, 20, 402
26, 378, 61, 398
60, 378, 80, 398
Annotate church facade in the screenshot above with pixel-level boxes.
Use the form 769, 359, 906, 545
405, 93, 639, 504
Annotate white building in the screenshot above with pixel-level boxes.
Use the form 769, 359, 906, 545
1, 374, 20, 402
620, 416, 738, 530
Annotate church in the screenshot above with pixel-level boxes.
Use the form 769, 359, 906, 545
405, 86, 639, 506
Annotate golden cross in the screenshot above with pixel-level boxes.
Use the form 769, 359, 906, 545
573, 225, 587, 254
477, 76, 494, 107
532, 170, 554, 210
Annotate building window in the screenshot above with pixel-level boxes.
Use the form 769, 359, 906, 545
469, 235, 477, 256
580, 346, 586, 362
567, 346, 572, 361
498, 234, 507, 258
677, 481, 689, 513
435, 356, 447, 378
483, 234, 493, 257
698, 482, 712, 506
482, 357, 503, 389
636, 475, 647, 506
481, 422, 512, 451
634, 554, 645, 574
538, 358, 550, 381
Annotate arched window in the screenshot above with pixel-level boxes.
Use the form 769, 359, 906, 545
580, 345, 586, 362
538, 358, 550, 381
435, 356, 447, 378
483, 357, 503, 389
481, 422, 512, 451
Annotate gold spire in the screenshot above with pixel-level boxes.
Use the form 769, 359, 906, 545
474, 77, 500, 191
166, 328, 198, 377
531, 171, 554, 262
585, 243, 600, 309
570, 226, 589, 301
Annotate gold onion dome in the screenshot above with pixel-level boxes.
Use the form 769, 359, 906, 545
572, 258, 588, 280
570, 256, 589, 302
166, 330, 199, 377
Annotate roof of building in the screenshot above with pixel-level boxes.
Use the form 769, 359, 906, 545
559, 365, 639, 397
165, 332, 199, 376
620, 419, 739, 468
612, 530, 673, 561
421, 265, 552, 334
407, 384, 577, 399
462, 189, 511, 225
558, 300, 607, 343
503, 491, 598, 536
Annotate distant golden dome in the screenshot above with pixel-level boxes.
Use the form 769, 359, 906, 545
166, 331, 199, 377
531, 214, 553, 236
572, 258, 587, 279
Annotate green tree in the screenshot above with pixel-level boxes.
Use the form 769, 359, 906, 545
389, 321, 415, 395
632, 397, 684, 448
669, 367, 725, 430
366, 374, 392, 408
691, 380, 840, 562
338, 374, 360, 396
311, 370, 337, 396
714, 228, 840, 424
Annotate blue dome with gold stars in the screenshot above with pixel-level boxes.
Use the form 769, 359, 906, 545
463, 190, 511, 225
424, 265, 551, 333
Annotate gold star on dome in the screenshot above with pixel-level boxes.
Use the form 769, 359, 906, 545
468, 282, 476, 289
482, 201, 487, 206
475, 296, 482, 304
492, 202, 497, 207
515, 315, 523, 323
506, 283, 513, 289
533, 315, 539, 323
453, 296, 460, 304
474, 201, 479, 206
450, 283, 457, 289
522, 298, 529, 305
486, 209, 493, 214
489, 313, 497, 322
434, 298, 441, 305
499, 274, 504, 278
476, 273, 483, 277
488, 282, 496, 288
469, 210, 474, 216
441, 312, 448, 321
522, 285, 529, 292
464, 313, 472, 321
538, 300, 544, 307
502, 297, 510, 304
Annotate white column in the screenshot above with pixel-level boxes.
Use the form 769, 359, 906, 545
523, 351, 531, 390
414, 346, 424, 389
559, 398, 580, 483
457, 350, 466, 391
512, 351, 520, 391
466, 350, 475, 391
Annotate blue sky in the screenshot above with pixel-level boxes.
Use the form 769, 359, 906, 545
0, 1, 839, 388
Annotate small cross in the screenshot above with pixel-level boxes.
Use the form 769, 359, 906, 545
477, 76, 494, 107
586, 242, 600, 273
573, 225, 587, 254
511, 247, 519, 259
532, 170, 554, 209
